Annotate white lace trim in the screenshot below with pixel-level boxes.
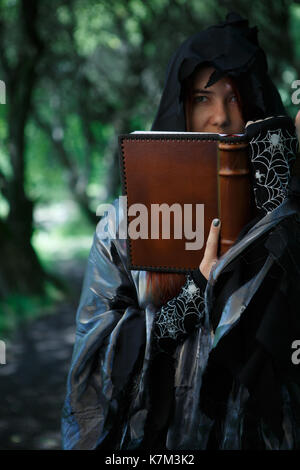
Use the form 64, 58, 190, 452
154, 275, 205, 341
249, 128, 298, 213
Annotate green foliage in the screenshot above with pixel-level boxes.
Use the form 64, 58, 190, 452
290, 3, 300, 59
0, 281, 64, 339
25, 121, 59, 202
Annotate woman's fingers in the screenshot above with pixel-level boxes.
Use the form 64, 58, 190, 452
199, 218, 221, 280
204, 218, 221, 260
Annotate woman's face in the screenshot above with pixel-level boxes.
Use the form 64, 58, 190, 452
187, 66, 245, 134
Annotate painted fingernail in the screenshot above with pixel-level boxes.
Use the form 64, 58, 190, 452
213, 218, 220, 227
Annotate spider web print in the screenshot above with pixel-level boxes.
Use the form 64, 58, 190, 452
249, 128, 299, 213
154, 275, 205, 341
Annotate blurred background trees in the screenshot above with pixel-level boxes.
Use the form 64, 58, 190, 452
0, 0, 299, 332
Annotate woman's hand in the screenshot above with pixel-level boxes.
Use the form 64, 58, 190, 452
198, 113, 300, 281
199, 218, 221, 280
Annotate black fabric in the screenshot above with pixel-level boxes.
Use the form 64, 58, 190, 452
197, 176, 300, 443
140, 352, 175, 450
152, 274, 206, 354
199, 214, 300, 442
191, 268, 207, 291
245, 116, 299, 216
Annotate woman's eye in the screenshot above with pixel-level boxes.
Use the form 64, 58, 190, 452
230, 95, 238, 103
194, 96, 208, 104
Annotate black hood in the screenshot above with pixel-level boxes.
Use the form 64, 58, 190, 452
151, 11, 287, 131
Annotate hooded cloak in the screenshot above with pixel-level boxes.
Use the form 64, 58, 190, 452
152, 11, 286, 131
61, 12, 300, 450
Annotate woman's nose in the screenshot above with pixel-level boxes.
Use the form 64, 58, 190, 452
210, 102, 230, 129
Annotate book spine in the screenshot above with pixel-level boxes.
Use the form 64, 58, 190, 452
218, 141, 252, 255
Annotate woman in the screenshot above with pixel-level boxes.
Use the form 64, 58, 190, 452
61, 12, 300, 449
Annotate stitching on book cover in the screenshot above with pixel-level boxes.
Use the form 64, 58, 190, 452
128, 264, 192, 272
121, 134, 248, 144
120, 139, 134, 268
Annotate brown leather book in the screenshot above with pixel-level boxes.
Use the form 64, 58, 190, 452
119, 132, 254, 273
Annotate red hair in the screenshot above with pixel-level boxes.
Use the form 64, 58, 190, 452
146, 271, 187, 307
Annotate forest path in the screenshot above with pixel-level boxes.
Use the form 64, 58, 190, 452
0, 259, 85, 450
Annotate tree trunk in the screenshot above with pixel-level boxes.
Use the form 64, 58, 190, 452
0, 0, 59, 299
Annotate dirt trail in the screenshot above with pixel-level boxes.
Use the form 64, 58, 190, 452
0, 259, 85, 450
